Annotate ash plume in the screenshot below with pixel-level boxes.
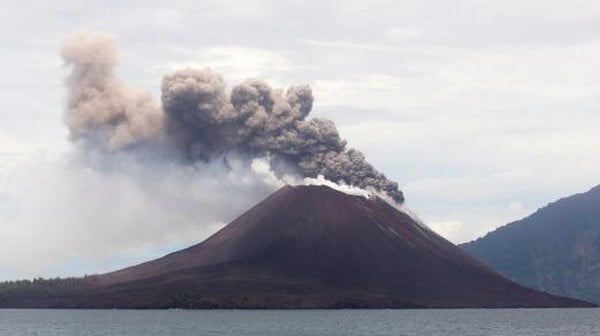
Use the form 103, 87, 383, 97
62, 31, 164, 150
63, 31, 404, 203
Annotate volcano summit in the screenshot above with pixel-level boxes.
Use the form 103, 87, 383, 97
0, 185, 592, 308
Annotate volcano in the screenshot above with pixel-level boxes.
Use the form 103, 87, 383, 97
0, 185, 592, 308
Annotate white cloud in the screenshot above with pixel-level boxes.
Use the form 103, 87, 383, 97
147, 46, 296, 84
427, 220, 465, 242
384, 27, 426, 40
3, 0, 600, 275
0, 133, 33, 155
0, 152, 281, 279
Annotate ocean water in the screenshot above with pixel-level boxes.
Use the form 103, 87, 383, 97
0, 308, 598, 335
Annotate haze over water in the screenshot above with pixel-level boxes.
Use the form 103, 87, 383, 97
2, 308, 599, 335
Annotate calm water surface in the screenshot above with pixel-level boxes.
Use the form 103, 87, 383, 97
0, 308, 598, 335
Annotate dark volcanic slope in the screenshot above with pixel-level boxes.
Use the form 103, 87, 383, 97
0, 185, 592, 308
462, 185, 600, 304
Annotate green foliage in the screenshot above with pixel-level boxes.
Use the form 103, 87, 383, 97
0, 277, 87, 297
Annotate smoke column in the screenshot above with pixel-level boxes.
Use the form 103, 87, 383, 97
62, 31, 164, 150
62, 30, 404, 203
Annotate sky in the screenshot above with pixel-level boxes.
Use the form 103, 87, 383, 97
2, 0, 600, 279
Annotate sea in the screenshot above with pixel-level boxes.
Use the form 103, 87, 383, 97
0, 308, 598, 335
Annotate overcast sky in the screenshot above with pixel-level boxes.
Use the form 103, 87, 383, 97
2, 0, 600, 279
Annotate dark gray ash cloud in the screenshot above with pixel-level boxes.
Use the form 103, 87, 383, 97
63, 30, 404, 203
